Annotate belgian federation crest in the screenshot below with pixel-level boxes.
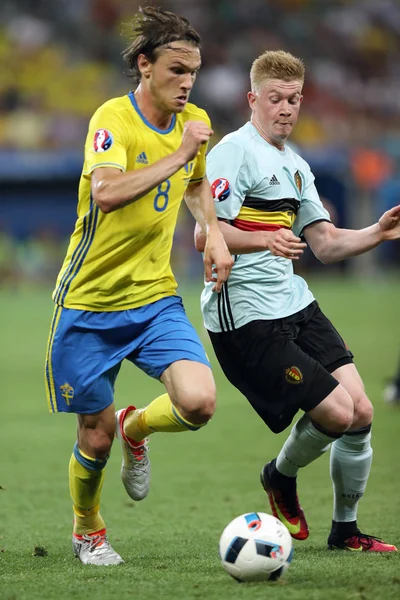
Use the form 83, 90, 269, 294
294, 170, 302, 194
211, 178, 231, 202
285, 366, 303, 384
93, 129, 113, 152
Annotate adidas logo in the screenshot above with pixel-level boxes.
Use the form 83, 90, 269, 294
269, 174, 280, 185
136, 152, 149, 164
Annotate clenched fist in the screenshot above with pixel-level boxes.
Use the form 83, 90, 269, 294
179, 121, 213, 163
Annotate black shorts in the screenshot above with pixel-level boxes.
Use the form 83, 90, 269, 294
208, 301, 354, 434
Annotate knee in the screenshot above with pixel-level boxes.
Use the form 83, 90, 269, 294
181, 385, 216, 424
80, 427, 114, 458
352, 394, 373, 428
327, 404, 353, 433
310, 386, 354, 434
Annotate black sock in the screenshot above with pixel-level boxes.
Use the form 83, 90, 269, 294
270, 459, 297, 491
331, 519, 358, 538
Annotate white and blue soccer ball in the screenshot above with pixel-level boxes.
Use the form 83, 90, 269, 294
219, 512, 294, 582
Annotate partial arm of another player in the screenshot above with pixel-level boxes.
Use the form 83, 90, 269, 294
91, 121, 213, 213
185, 179, 234, 292
194, 220, 306, 259
303, 205, 400, 264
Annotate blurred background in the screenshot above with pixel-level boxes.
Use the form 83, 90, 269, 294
1, 4, 399, 594
1, 0, 400, 287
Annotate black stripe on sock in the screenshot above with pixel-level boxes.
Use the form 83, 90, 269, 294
345, 423, 372, 436
311, 420, 343, 439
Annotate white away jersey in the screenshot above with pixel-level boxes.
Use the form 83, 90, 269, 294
201, 121, 331, 332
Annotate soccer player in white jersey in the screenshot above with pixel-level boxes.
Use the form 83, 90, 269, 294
195, 50, 400, 552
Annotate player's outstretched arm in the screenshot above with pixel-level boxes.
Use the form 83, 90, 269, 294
185, 179, 233, 292
194, 220, 306, 259
304, 205, 400, 264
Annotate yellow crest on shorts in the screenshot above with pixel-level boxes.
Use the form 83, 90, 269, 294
60, 383, 74, 405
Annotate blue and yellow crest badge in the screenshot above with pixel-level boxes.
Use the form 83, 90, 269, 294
60, 383, 74, 405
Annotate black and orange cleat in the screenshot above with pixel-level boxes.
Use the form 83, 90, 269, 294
260, 459, 309, 541
328, 530, 398, 552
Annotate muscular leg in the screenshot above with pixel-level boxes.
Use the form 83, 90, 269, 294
70, 403, 115, 535
326, 364, 396, 549
275, 383, 353, 478
261, 383, 354, 540
161, 360, 216, 423
329, 364, 373, 536
117, 361, 216, 502
123, 360, 216, 442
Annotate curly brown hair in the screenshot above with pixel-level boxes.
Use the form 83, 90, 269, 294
123, 6, 201, 83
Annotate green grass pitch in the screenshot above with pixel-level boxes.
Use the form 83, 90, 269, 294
0, 277, 399, 600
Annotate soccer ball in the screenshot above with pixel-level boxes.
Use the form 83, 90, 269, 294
219, 512, 294, 582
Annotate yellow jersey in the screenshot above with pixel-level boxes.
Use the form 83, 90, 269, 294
53, 92, 210, 311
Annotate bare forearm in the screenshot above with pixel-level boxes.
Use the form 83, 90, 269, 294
215, 225, 269, 254
195, 220, 269, 254
185, 180, 220, 233
318, 223, 383, 263
93, 152, 186, 213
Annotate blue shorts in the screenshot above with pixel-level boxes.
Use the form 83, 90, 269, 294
45, 296, 210, 414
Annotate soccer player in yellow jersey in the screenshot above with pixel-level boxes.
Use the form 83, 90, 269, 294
44, 6, 233, 565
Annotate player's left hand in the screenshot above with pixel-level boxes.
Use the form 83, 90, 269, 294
378, 205, 400, 240
204, 230, 234, 292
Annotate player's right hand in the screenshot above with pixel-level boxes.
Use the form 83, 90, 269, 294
179, 121, 213, 162
265, 229, 307, 260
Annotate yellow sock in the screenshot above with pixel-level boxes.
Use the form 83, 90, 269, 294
124, 393, 206, 442
69, 444, 107, 536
